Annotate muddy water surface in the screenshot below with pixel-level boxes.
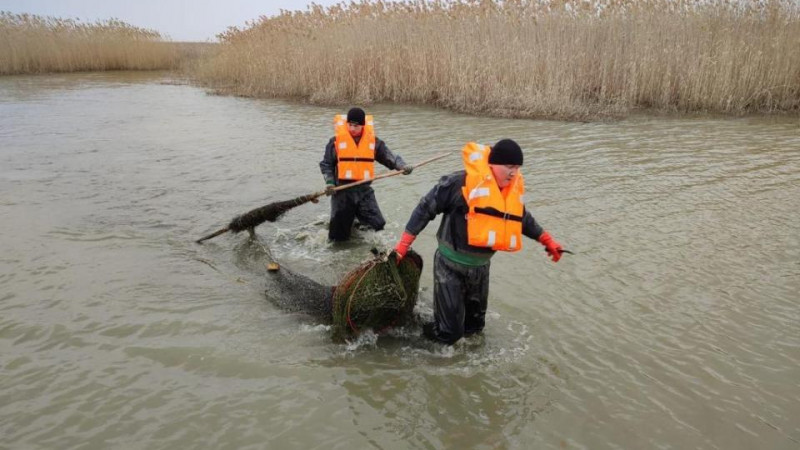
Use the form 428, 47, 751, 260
1, 72, 799, 449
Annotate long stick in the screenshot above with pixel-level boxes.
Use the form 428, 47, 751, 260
196, 152, 451, 244
196, 226, 231, 243
330, 151, 451, 193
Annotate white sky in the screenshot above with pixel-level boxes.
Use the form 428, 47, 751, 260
0, 0, 344, 42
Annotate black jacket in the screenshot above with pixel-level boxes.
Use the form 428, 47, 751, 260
405, 171, 544, 258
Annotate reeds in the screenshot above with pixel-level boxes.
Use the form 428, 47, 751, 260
195, 0, 800, 119
0, 12, 183, 74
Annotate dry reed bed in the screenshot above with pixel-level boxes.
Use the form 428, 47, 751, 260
0, 12, 182, 74
196, 0, 800, 120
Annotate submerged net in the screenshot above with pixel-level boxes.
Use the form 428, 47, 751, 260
331, 249, 423, 342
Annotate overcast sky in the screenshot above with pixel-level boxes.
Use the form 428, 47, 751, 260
0, 0, 344, 42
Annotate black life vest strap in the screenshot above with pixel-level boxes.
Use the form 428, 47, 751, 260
473, 206, 523, 223
338, 157, 375, 163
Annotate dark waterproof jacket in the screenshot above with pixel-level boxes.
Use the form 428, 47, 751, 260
319, 136, 407, 188
405, 171, 544, 260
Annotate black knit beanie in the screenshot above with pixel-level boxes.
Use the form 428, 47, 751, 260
489, 139, 523, 165
346, 107, 366, 125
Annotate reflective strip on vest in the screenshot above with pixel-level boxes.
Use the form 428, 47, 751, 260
469, 187, 490, 200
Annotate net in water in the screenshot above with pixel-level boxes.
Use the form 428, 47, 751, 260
330, 249, 422, 342
266, 248, 423, 342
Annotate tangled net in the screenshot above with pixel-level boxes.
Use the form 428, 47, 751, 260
330, 249, 423, 342
228, 194, 319, 232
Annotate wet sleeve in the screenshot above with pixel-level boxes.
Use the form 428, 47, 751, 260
522, 207, 544, 240
374, 138, 407, 170
319, 138, 337, 184
404, 174, 459, 236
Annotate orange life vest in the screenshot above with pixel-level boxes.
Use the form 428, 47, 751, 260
334, 114, 376, 181
460, 142, 525, 252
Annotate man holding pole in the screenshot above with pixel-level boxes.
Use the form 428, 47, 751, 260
392, 139, 567, 345
320, 107, 412, 242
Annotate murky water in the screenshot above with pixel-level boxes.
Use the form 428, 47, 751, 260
1, 72, 799, 449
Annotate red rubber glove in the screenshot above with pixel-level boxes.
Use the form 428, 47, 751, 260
538, 231, 563, 263
393, 231, 416, 262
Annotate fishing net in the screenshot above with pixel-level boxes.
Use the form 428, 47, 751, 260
228, 194, 319, 232
267, 265, 334, 319
331, 249, 423, 342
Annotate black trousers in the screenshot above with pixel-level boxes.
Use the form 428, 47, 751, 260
429, 250, 490, 345
328, 188, 386, 241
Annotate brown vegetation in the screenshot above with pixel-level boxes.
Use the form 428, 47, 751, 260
195, 0, 800, 120
0, 12, 184, 74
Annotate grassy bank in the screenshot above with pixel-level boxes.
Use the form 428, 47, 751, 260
0, 12, 186, 75
195, 0, 800, 120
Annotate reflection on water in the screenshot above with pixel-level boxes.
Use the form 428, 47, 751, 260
1, 72, 799, 449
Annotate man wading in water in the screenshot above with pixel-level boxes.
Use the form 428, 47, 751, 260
320, 107, 412, 242
392, 139, 566, 345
